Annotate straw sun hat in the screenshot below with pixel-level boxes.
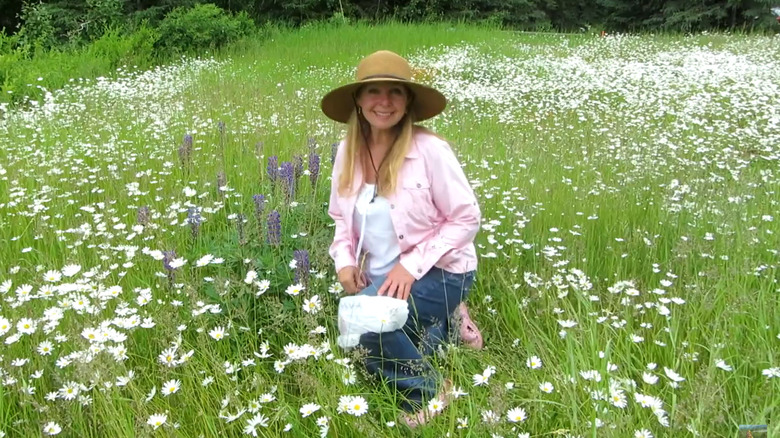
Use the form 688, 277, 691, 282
320, 50, 447, 123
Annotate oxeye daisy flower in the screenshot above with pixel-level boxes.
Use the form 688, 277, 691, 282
762, 367, 780, 379
17, 318, 36, 335
427, 397, 445, 414
195, 254, 214, 267
714, 359, 733, 371
302, 295, 321, 314
244, 270, 257, 284
609, 389, 627, 408
169, 257, 186, 269
300, 403, 320, 417
663, 367, 685, 383
209, 326, 227, 341
539, 381, 554, 393
243, 413, 269, 436
526, 355, 542, 369
42, 422, 62, 435
0, 317, 10, 336
506, 406, 527, 423
481, 409, 500, 424
457, 417, 468, 429
341, 367, 356, 385
161, 379, 180, 396
346, 396, 368, 416
59, 381, 79, 400
61, 264, 81, 277
43, 270, 62, 283
147, 413, 167, 430
634, 429, 654, 438
285, 283, 304, 296
37, 341, 54, 355
255, 279, 271, 296
158, 347, 177, 367
451, 386, 468, 398
473, 373, 488, 386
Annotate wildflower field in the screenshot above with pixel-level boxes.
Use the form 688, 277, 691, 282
0, 23, 778, 438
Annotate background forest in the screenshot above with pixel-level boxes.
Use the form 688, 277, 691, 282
1, 0, 779, 108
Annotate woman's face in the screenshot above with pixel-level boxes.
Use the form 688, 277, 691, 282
356, 82, 409, 133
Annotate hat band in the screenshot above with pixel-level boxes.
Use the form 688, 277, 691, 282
359, 74, 409, 81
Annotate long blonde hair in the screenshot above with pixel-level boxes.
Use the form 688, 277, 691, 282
337, 106, 416, 198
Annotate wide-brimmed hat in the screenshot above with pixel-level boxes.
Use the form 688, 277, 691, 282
321, 50, 447, 123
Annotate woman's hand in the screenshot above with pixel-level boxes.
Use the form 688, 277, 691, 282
377, 263, 415, 301
338, 266, 365, 295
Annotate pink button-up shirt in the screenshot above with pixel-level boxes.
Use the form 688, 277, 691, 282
328, 130, 481, 280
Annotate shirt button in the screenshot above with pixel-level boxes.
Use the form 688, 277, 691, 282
398, 234, 404, 240
390, 204, 395, 209
416, 183, 422, 188
417, 268, 422, 274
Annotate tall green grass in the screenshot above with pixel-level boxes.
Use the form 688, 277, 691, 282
0, 22, 777, 437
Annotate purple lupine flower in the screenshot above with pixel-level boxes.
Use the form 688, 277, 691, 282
280, 161, 295, 201
183, 134, 193, 150
252, 194, 265, 220
266, 210, 281, 246
293, 249, 310, 286
235, 213, 247, 246
267, 156, 279, 184
163, 250, 177, 272
137, 206, 150, 225
309, 152, 320, 188
178, 134, 193, 167
187, 207, 201, 239
293, 155, 304, 180
331, 142, 339, 164
163, 250, 179, 286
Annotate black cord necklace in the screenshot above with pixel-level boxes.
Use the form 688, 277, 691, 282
365, 145, 380, 203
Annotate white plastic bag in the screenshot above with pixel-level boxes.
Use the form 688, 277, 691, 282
337, 295, 409, 349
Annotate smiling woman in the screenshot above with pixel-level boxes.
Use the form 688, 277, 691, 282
323, 50, 484, 427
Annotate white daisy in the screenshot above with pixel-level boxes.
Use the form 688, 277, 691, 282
506, 406, 527, 423
147, 413, 167, 430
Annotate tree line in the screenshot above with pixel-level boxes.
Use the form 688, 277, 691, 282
2, 0, 778, 45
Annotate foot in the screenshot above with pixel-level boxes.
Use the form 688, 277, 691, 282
401, 379, 453, 429
458, 302, 483, 350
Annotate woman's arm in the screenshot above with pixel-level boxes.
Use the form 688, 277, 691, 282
328, 141, 357, 272
399, 139, 481, 280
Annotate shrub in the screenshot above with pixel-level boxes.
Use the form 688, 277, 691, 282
155, 3, 255, 54
16, 1, 58, 50
86, 25, 159, 69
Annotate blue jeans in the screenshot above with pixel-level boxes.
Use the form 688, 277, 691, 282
357, 267, 475, 412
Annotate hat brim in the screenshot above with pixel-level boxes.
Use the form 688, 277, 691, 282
321, 77, 446, 124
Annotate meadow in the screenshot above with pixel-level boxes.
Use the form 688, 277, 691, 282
0, 22, 778, 437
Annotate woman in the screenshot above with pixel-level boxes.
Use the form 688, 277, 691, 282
323, 50, 482, 426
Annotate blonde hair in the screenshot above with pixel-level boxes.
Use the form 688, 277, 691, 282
337, 107, 417, 198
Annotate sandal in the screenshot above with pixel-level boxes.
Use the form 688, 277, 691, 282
458, 302, 483, 350
401, 379, 452, 429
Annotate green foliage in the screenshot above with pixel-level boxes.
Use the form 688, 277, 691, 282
86, 25, 159, 68
155, 3, 254, 54
83, 0, 125, 40
16, 1, 57, 50
0, 25, 160, 107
